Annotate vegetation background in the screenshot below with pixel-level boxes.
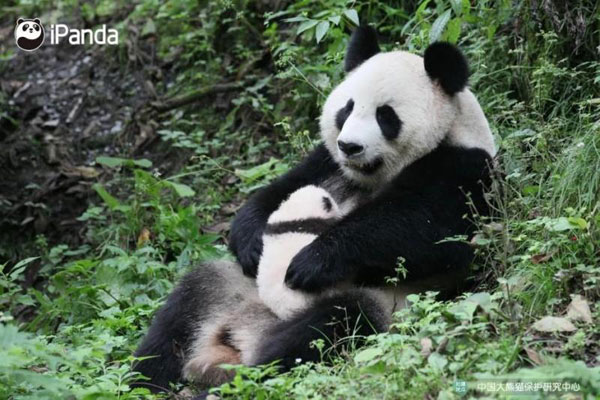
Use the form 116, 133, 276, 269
0, 0, 599, 398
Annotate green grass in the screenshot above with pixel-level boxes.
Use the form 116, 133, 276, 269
1, 0, 599, 399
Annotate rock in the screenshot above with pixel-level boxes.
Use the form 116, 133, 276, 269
566, 295, 593, 324
532, 316, 576, 332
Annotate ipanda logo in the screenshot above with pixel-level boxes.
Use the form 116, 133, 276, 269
15, 17, 118, 51
15, 18, 44, 51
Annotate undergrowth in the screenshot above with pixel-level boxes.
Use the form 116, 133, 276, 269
1, 0, 599, 399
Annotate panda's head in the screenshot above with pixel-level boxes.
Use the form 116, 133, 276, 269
268, 185, 340, 224
320, 26, 495, 187
15, 18, 45, 51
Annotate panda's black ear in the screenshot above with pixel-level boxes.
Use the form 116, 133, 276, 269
345, 25, 380, 72
17, 18, 24, 25
424, 42, 468, 95
33, 18, 41, 24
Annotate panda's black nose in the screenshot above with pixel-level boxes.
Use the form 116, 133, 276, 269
337, 140, 364, 157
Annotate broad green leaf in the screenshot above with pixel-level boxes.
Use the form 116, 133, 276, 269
328, 15, 341, 25
92, 183, 121, 210
96, 0, 116, 17
448, 299, 478, 321
235, 158, 287, 184
165, 181, 196, 198
9, 257, 39, 280
429, 9, 452, 43
486, 24, 498, 40
445, 17, 462, 44
416, 0, 432, 19
285, 16, 308, 23
461, 0, 471, 16
296, 19, 319, 35
96, 156, 152, 169
522, 185, 539, 195
313, 10, 331, 18
315, 21, 330, 43
344, 9, 360, 26
428, 352, 448, 370
450, 0, 463, 16
96, 156, 126, 168
465, 292, 494, 313
132, 158, 153, 168
567, 217, 588, 230
354, 347, 383, 363
546, 217, 573, 231
141, 19, 156, 37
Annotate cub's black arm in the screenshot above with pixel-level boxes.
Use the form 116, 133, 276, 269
229, 144, 340, 277
285, 146, 492, 291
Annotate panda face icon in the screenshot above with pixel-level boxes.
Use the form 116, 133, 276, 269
15, 18, 45, 51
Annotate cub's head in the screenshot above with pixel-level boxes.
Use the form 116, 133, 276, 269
15, 18, 44, 51
268, 185, 340, 224
320, 26, 495, 186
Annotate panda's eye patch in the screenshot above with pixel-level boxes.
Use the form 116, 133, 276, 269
22, 24, 29, 30
376, 105, 402, 140
335, 99, 354, 130
322, 196, 333, 212
34, 25, 40, 31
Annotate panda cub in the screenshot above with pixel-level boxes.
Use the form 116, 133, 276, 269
14, 18, 45, 51
257, 185, 343, 319
182, 186, 343, 386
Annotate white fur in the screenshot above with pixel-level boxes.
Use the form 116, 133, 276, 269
320, 51, 496, 187
257, 185, 341, 319
448, 89, 496, 156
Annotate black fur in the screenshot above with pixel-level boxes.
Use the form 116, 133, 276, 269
253, 291, 387, 370
335, 99, 354, 130
322, 196, 333, 212
132, 266, 231, 392
132, 283, 192, 391
344, 26, 380, 72
265, 218, 338, 236
217, 326, 238, 350
229, 144, 340, 277
284, 144, 492, 292
424, 42, 469, 95
376, 105, 402, 140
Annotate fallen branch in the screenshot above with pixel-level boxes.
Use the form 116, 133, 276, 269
151, 82, 243, 113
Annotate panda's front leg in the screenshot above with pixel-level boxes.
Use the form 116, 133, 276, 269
285, 236, 350, 292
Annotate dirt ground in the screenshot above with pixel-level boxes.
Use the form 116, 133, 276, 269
0, 20, 166, 264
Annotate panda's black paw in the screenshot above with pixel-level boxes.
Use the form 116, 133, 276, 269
238, 233, 263, 278
285, 240, 346, 292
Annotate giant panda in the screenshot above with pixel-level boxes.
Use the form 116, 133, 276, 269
133, 25, 496, 392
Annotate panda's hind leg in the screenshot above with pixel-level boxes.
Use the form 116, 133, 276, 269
183, 299, 280, 386
132, 273, 194, 392
133, 260, 255, 392
182, 323, 241, 386
251, 289, 389, 370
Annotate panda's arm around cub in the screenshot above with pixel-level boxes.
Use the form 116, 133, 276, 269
229, 144, 340, 277
285, 145, 493, 292
232, 142, 492, 293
